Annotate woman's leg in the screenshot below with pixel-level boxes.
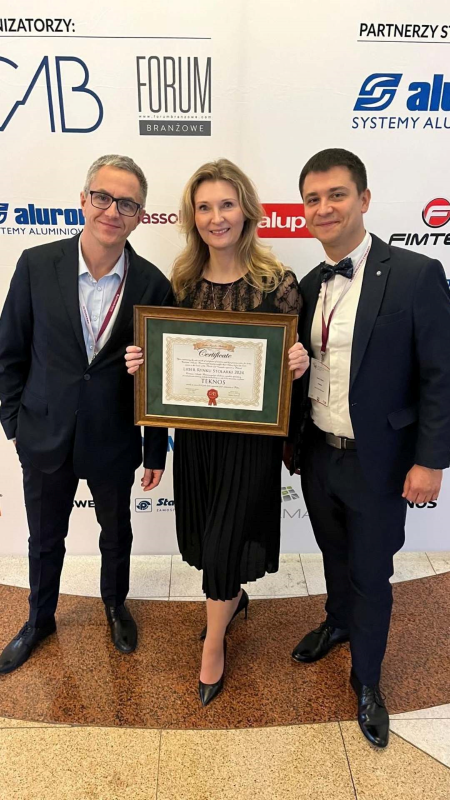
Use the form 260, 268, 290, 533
200, 590, 243, 684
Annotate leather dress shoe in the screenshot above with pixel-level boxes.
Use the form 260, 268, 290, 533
0, 619, 56, 675
292, 620, 349, 663
350, 669, 389, 748
105, 605, 137, 654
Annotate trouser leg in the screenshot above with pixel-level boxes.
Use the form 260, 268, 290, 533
301, 433, 350, 629
18, 448, 78, 627
88, 471, 135, 607
332, 451, 406, 685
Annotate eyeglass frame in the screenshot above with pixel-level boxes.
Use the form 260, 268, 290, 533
89, 190, 142, 218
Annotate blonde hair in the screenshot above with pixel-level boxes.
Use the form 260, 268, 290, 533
171, 158, 285, 299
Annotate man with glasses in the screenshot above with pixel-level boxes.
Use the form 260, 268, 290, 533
0, 154, 172, 673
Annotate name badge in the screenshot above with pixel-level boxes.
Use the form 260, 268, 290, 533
308, 357, 330, 407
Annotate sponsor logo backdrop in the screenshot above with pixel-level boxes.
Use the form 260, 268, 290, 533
0, 0, 449, 554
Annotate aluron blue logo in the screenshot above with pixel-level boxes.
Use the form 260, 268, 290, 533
0, 203, 8, 224
353, 72, 450, 130
0, 56, 103, 133
354, 73, 402, 111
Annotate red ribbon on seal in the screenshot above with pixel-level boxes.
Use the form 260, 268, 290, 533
207, 389, 218, 406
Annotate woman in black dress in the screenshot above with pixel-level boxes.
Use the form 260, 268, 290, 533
126, 159, 308, 705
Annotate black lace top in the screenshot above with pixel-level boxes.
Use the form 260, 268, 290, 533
178, 269, 302, 315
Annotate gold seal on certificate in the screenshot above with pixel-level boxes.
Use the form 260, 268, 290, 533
134, 306, 297, 436
162, 334, 267, 410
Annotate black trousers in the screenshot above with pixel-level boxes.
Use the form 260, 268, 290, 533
301, 425, 407, 686
18, 447, 135, 627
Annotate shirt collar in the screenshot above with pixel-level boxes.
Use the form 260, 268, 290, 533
326, 230, 372, 267
78, 239, 125, 280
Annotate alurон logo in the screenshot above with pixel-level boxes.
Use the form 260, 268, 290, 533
353, 72, 450, 130
0, 56, 103, 133
354, 73, 402, 111
137, 54, 212, 136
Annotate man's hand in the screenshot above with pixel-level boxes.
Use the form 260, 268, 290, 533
125, 345, 143, 375
283, 442, 300, 475
288, 340, 309, 380
402, 465, 443, 504
141, 468, 164, 492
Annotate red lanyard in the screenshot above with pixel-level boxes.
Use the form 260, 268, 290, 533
80, 259, 128, 355
320, 243, 371, 356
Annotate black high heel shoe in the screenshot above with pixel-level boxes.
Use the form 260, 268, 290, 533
199, 589, 249, 641
199, 639, 227, 707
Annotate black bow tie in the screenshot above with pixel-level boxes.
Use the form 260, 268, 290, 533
319, 257, 354, 283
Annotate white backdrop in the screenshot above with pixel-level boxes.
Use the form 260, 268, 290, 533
0, 0, 449, 554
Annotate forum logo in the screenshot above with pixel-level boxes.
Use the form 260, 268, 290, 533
136, 53, 212, 136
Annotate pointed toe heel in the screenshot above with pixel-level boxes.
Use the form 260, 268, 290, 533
199, 641, 227, 707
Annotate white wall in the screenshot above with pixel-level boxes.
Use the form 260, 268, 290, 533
0, 0, 449, 553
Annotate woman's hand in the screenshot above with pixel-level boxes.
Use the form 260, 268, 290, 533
125, 345, 144, 375
288, 340, 309, 380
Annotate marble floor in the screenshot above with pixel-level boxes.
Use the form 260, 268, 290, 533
0, 551, 449, 799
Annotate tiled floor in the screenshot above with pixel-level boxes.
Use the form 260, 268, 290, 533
0, 553, 449, 798
0, 550, 443, 599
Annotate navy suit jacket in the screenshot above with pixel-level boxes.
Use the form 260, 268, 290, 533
0, 234, 173, 477
293, 233, 450, 493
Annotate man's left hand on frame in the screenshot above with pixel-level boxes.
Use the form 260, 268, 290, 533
141, 468, 164, 492
402, 464, 443, 504
288, 341, 309, 380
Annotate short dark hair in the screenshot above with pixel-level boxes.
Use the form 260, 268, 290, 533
299, 148, 367, 197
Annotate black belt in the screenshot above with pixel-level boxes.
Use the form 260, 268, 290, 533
313, 425, 357, 450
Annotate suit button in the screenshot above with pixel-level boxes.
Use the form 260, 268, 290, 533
84, 374, 91, 381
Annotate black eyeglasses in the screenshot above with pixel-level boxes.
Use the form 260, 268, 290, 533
89, 191, 142, 217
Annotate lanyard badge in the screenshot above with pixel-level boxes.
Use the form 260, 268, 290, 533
80, 258, 128, 359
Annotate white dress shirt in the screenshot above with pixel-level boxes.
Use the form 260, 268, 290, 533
78, 241, 127, 362
310, 231, 372, 438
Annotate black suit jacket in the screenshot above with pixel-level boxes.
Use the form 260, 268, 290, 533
294, 233, 450, 493
0, 234, 173, 477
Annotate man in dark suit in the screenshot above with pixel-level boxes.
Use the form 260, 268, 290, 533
0, 154, 172, 674
286, 148, 450, 747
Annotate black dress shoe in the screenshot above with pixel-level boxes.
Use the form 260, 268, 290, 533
199, 589, 249, 641
350, 670, 389, 748
0, 619, 56, 675
199, 640, 227, 707
105, 605, 137, 654
292, 620, 349, 663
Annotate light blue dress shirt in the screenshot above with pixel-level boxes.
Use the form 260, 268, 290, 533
78, 241, 126, 361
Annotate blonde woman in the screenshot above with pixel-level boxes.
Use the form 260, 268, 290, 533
126, 159, 308, 705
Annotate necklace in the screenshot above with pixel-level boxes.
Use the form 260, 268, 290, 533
210, 280, 236, 310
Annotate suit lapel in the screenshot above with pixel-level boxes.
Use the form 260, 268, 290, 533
54, 234, 87, 362
302, 268, 322, 355
350, 234, 391, 389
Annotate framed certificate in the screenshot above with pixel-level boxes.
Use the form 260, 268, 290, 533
134, 306, 298, 436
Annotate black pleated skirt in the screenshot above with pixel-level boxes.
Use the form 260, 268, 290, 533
173, 428, 283, 600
